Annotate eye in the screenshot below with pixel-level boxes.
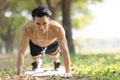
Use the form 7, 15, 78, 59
36, 22, 40, 25
43, 22, 47, 25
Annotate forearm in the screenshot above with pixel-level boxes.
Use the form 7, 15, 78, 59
17, 52, 24, 75
62, 53, 71, 73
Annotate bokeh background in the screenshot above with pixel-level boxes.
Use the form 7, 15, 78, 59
0, 0, 120, 79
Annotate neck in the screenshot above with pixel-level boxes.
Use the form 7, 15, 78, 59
36, 27, 49, 43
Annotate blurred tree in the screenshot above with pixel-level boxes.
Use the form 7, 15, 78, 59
34, 0, 61, 19
0, 0, 29, 53
0, 13, 28, 53
35, 0, 43, 6
46, 0, 61, 19
0, 0, 18, 53
71, 0, 103, 53
72, 0, 103, 29
62, 0, 75, 53
0, 39, 3, 53
61, 0, 103, 53
0, 0, 7, 53
0, 0, 103, 53
34, 0, 75, 52
17, 0, 36, 12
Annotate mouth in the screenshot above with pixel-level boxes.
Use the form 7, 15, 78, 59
40, 29, 46, 33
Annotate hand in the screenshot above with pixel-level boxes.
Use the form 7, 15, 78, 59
15, 74, 23, 79
64, 73, 73, 78
17, 74, 25, 78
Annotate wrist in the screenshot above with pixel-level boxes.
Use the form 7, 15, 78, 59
64, 73, 73, 77
17, 70, 22, 76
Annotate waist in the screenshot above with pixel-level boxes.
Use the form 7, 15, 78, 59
30, 38, 58, 48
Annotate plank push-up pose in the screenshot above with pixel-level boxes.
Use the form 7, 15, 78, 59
17, 6, 72, 77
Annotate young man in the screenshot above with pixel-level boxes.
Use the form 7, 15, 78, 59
17, 6, 72, 76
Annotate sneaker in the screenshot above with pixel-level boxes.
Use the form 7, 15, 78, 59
32, 59, 42, 71
54, 62, 61, 70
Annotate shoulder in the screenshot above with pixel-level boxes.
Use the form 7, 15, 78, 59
50, 20, 65, 34
21, 21, 34, 37
50, 20, 62, 27
49, 20, 65, 38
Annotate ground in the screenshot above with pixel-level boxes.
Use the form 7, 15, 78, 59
0, 52, 120, 80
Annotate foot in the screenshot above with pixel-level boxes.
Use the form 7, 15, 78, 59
54, 61, 61, 70
32, 59, 42, 71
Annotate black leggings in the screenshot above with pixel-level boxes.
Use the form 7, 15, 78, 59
29, 39, 59, 56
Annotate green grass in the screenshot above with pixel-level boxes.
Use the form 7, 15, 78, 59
70, 52, 120, 80
0, 52, 120, 80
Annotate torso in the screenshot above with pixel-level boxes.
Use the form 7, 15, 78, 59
25, 20, 60, 47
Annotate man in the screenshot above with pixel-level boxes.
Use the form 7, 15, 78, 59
17, 6, 72, 76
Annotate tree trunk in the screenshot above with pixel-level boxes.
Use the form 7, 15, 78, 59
62, 0, 75, 53
0, 44, 2, 53
4, 35, 14, 53
35, 0, 61, 19
35, 0, 43, 6
1, 26, 14, 53
46, 0, 56, 19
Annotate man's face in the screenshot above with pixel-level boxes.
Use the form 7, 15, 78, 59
33, 16, 50, 33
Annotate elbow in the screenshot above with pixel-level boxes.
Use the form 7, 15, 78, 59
18, 48, 25, 55
61, 51, 69, 57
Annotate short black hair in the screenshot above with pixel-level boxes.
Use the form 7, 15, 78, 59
32, 6, 52, 18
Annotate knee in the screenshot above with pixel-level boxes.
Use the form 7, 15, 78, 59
50, 52, 60, 59
33, 55, 41, 60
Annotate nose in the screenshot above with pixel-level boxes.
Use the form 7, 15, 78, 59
40, 25, 44, 30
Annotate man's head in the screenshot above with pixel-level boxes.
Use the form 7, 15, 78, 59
32, 6, 52, 18
32, 6, 52, 33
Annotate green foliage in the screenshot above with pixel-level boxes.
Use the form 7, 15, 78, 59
71, 52, 120, 80
8, 0, 18, 6
72, 0, 103, 29
12, 14, 29, 45
73, 0, 88, 10
91, 0, 104, 4
72, 14, 93, 29
0, 0, 32, 52
0, 0, 104, 53
17, 0, 37, 12
0, 14, 29, 46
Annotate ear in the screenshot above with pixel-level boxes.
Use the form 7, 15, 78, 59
48, 17, 51, 21
32, 18, 35, 21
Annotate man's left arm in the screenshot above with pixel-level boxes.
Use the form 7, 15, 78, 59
57, 26, 71, 74
59, 38, 71, 74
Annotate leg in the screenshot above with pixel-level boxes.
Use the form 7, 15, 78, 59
32, 54, 42, 71
29, 40, 43, 70
49, 52, 60, 62
50, 52, 61, 70
33, 54, 41, 62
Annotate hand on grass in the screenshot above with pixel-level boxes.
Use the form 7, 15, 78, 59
64, 73, 73, 78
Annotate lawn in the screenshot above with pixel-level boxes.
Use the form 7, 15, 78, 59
0, 52, 120, 80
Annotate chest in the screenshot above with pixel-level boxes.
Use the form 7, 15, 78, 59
30, 31, 57, 47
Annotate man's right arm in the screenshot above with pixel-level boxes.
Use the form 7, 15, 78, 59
17, 28, 29, 76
